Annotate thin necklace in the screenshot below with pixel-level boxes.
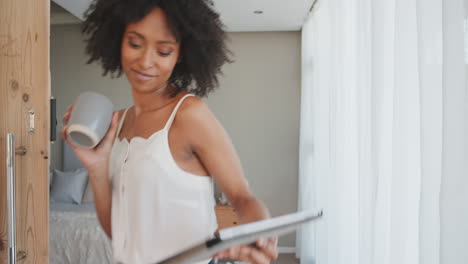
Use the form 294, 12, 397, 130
134, 90, 180, 114
144, 97, 178, 113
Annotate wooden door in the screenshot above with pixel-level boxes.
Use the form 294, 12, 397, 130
0, 0, 50, 263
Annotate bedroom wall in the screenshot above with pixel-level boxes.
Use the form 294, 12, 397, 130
50, 24, 301, 248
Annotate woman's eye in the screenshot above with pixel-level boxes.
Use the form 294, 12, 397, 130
159, 52, 171, 57
129, 42, 141, 48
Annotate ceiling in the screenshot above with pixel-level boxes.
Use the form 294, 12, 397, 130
51, 0, 313, 31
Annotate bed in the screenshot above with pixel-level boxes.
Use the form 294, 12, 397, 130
49, 202, 112, 264
49, 143, 112, 264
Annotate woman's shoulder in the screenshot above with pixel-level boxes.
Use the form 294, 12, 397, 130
177, 94, 213, 122
172, 94, 220, 135
173, 94, 227, 148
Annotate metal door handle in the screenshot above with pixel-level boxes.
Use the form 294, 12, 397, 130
6, 133, 17, 264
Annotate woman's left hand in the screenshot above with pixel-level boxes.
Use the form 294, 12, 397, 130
213, 237, 278, 264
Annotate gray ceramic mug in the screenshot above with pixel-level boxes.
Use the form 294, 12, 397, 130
67, 91, 114, 149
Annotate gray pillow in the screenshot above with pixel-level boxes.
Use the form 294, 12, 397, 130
50, 168, 88, 204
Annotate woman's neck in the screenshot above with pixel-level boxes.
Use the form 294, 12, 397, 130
131, 85, 182, 116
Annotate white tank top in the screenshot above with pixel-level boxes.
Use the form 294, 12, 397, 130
109, 94, 218, 264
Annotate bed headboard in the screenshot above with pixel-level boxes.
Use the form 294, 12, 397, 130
63, 142, 84, 170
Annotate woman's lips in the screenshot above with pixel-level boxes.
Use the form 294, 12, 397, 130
132, 69, 157, 81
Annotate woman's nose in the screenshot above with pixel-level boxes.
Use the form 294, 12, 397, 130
138, 48, 156, 69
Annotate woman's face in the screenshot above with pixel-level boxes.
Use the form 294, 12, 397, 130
121, 7, 180, 94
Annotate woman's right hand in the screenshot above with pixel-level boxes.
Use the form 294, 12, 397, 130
61, 104, 120, 172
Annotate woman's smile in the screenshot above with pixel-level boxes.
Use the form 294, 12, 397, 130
131, 69, 157, 82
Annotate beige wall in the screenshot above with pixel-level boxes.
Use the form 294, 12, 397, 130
51, 24, 301, 247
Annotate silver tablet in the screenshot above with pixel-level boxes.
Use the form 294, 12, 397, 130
156, 209, 323, 264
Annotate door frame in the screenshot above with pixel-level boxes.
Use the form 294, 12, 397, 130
1, 0, 50, 263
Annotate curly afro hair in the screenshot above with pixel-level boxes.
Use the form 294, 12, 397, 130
82, 0, 233, 97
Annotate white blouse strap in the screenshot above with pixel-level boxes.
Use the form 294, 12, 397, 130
116, 108, 129, 141
164, 94, 195, 131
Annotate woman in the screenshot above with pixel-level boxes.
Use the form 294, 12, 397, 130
62, 0, 278, 263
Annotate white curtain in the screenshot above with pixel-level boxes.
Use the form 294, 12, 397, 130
297, 0, 468, 263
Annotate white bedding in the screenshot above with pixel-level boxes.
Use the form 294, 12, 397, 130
49, 202, 113, 264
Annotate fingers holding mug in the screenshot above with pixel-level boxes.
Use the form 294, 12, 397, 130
62, 104, 74, 124
95, 111, 119, 150
66, 92, 114, 149
61, 104, 74, 143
